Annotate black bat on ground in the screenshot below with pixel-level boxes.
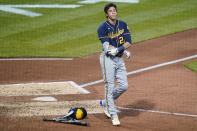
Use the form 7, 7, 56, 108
43, 117, 89, 126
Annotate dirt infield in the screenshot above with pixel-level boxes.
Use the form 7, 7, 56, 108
0, 29, 197, 131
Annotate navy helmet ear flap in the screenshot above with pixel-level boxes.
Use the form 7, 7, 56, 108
79, 107, 87, 119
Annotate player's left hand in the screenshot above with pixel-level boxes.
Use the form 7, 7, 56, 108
123, 50, 131, 59
108, 48, 118, 56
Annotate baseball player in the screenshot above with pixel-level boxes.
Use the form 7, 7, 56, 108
97, 3, 132, 126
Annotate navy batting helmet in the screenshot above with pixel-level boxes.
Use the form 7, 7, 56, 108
68, 107, 87, 120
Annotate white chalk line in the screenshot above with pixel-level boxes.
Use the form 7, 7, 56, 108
90, 107, 197, 118
0, 58, 73, 61
1, 4, 81, 8
79, 0, 139, 4
0, 4, 82, 17
116, 106, 197, 118
69, 81, 90, 94
32, 96, 57, 102
80, 54, 197, 88
0, 6, 42, 17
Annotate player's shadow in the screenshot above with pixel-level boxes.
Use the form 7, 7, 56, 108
118, 100, 155, 119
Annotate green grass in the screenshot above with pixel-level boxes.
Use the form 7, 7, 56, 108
0, 0, 197, 57
184, 60, 197, 73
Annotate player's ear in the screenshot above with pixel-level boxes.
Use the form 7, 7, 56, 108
105, 13, 108, 18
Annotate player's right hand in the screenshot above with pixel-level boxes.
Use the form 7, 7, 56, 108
107, 48, 118, 56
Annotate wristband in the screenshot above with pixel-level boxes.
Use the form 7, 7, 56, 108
117, 46, 125, 52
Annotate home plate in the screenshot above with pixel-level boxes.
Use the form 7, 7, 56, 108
32, 96, 57, 101
0, 81, 89, 96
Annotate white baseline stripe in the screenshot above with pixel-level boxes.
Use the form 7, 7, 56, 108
79, 0, 139, 4
0, 58, 73, 61
3, 4, 81, 8
127, 54, 197, 75
117, 106, 197, 118
0, 6, 41, 17
0, 4, 81, 17
80, 54, 197, 88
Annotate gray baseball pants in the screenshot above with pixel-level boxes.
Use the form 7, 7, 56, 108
100, 52, 128, 118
